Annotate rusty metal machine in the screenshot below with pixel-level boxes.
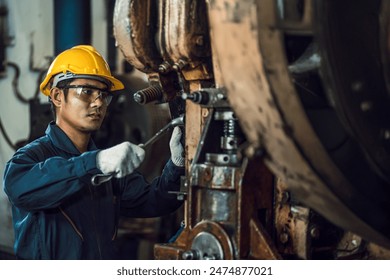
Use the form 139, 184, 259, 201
112, 0, 390, 259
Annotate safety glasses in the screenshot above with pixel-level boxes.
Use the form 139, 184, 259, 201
61, 85, 113, 106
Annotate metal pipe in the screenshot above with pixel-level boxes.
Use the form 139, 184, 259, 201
54, 0, 91, 54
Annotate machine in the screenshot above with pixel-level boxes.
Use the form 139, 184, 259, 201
112, 0, 390, 260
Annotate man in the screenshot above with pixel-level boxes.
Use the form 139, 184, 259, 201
3, 45, 185, 259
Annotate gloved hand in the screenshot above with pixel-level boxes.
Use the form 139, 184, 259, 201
170, 127, 185, 167
96, 142, 145, 178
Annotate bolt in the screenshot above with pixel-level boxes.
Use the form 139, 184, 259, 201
280, 232, 289, 244
182, 250, 200, 260
172, 59, 188, 71
194, 35, 204, 46
245, 146, 255, 158
133, 92, 144, 104
204, 168, 212, 181
281, 192, 290, 204
159, 62, 172, 73
310, 227, 320, 239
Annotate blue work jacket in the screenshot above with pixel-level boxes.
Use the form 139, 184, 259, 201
3, 122, 184, 259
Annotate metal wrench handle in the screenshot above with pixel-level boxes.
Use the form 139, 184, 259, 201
91, 115, 184, 186
138, 115, 184, 148
91, 173, 115, 186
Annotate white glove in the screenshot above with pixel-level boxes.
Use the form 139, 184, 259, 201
170, 127, 185, 167
96, 142, 145, 178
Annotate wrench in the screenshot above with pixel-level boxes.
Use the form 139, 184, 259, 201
91, 115, 184, 186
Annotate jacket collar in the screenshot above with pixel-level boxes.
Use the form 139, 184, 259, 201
45, 121, 98, 155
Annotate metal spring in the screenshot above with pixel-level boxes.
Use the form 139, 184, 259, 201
133, 85, 163, 104
224, 119, 238, 137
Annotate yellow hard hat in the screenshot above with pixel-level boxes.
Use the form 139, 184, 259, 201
40, 45, 124, 96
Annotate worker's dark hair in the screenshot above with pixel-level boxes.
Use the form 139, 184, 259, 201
48, 78, 75, 120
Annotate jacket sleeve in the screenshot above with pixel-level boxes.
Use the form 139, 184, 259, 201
118, 159, 184, 218
3, 144, 100, 211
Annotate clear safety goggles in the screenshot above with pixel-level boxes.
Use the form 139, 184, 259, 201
61, 85, 113, 106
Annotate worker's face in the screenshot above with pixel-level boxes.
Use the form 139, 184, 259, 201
53, 78, 110, 133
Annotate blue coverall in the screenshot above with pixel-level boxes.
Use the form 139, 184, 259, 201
3, 122, 184, 259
